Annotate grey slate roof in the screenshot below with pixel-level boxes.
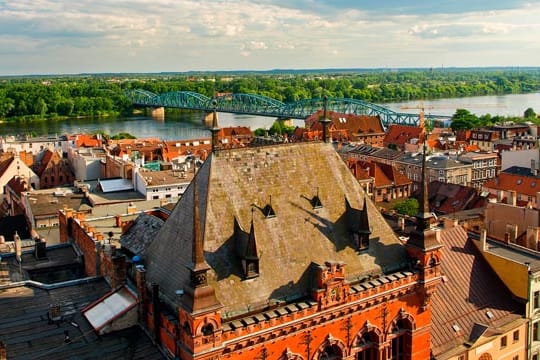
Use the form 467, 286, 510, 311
0, 279, 164, 360
398, 153, 470, 169
144, 142, 408, 317
120, 213, 164, 256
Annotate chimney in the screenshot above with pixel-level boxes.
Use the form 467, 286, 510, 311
136, 265, 147, 325
110, 254, 127, 288
480, 229, 488, 251
511, 224, 518, 243
0, 340, 6, 360
126, 202, 137, 215
34, 237, 46, 260
151, 283, 161, 344
399, 217, 405, 231
526, 226, 539, 249
507, 190, 517, 206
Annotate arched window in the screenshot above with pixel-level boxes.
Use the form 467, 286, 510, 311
390, 319, 410, 360
201, 323, 214, 336
320, 344, 343, 360
356, 331, 377, 360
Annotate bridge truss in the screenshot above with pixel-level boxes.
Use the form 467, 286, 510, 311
125, 90, 451, 127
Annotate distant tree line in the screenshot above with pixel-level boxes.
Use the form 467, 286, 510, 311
1, 69, 540, 121
450, 107, 539, 131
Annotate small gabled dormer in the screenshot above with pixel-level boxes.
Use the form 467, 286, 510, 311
311, 187, 323, 209
345, 196, 371, 250
243, 219, 259, 279
263, 195, 276, 218
234, 213, 260, 279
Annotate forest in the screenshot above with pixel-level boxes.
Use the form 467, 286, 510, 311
1, 68, 540, 121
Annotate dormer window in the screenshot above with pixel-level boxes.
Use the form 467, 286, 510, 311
234, 216, 260, 280
311, 187, 323, 209
263, 195, 276, 218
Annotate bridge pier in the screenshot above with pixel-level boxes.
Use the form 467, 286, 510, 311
150, 107, 165, 119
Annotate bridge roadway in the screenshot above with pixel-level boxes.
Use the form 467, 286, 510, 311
125, 89, 451, 128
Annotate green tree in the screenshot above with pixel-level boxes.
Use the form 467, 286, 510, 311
450, 109, 479, 131
393, 198, 419, 217
34, 98, 48, 117
524, 107, 536, 119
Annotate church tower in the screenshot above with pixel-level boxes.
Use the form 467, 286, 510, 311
406, 140, 443, 310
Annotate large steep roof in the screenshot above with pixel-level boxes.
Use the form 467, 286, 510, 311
431, 226, 523, 357
144, 142, 408, 315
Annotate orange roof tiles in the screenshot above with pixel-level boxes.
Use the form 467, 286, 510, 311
305, 110, 384, 136
348, 159, 411, 187
75, 134, 103, 148
431, 226, 523, 357
483, 172, 540, 198
383, 124, 423, 147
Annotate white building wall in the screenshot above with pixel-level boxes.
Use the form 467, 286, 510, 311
68, 148, 102, 181
0, 136, 67, 155
133, 170, 147, 197
501, 148, 539, 172
0, 157, 40, 193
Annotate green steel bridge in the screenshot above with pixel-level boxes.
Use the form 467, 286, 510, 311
125, 90, 451, 128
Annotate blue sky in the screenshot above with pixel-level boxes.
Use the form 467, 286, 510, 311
0, 0, 538, 75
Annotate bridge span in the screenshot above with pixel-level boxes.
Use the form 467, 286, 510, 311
125, 90, 451, 128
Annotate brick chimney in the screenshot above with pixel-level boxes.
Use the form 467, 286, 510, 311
0, 340, 6, 360
507, 190, 517, 206
480, 229, 488, 251
136, 265, 147, 325
110, 255, 127, 288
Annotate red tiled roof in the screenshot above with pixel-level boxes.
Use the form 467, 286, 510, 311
483, 172, 540, 198
383, 124, 423, 147
419, 181, 482, 215
305, 110, 384, 136
220, 126, 253, 137
431, 226, 523, 357
75, 134, 102, 148
348, 160, 411, 187
36, 149, 54, 176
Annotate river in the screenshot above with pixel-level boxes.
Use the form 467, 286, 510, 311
1, 93, 539, 140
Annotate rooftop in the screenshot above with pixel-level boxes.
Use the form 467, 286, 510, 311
144, 142, 409, 317
0, 279, 164, 360
431, 226, 523, 357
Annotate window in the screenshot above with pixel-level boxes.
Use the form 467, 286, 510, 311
513, 330, 519, 343
534, 291, 540, 309
534, 322, 539, 341
500, 335, 507, 348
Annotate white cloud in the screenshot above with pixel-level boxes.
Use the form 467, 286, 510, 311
0, 0, 539, 74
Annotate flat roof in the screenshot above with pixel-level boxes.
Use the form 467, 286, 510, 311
98, 178, 134, 193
